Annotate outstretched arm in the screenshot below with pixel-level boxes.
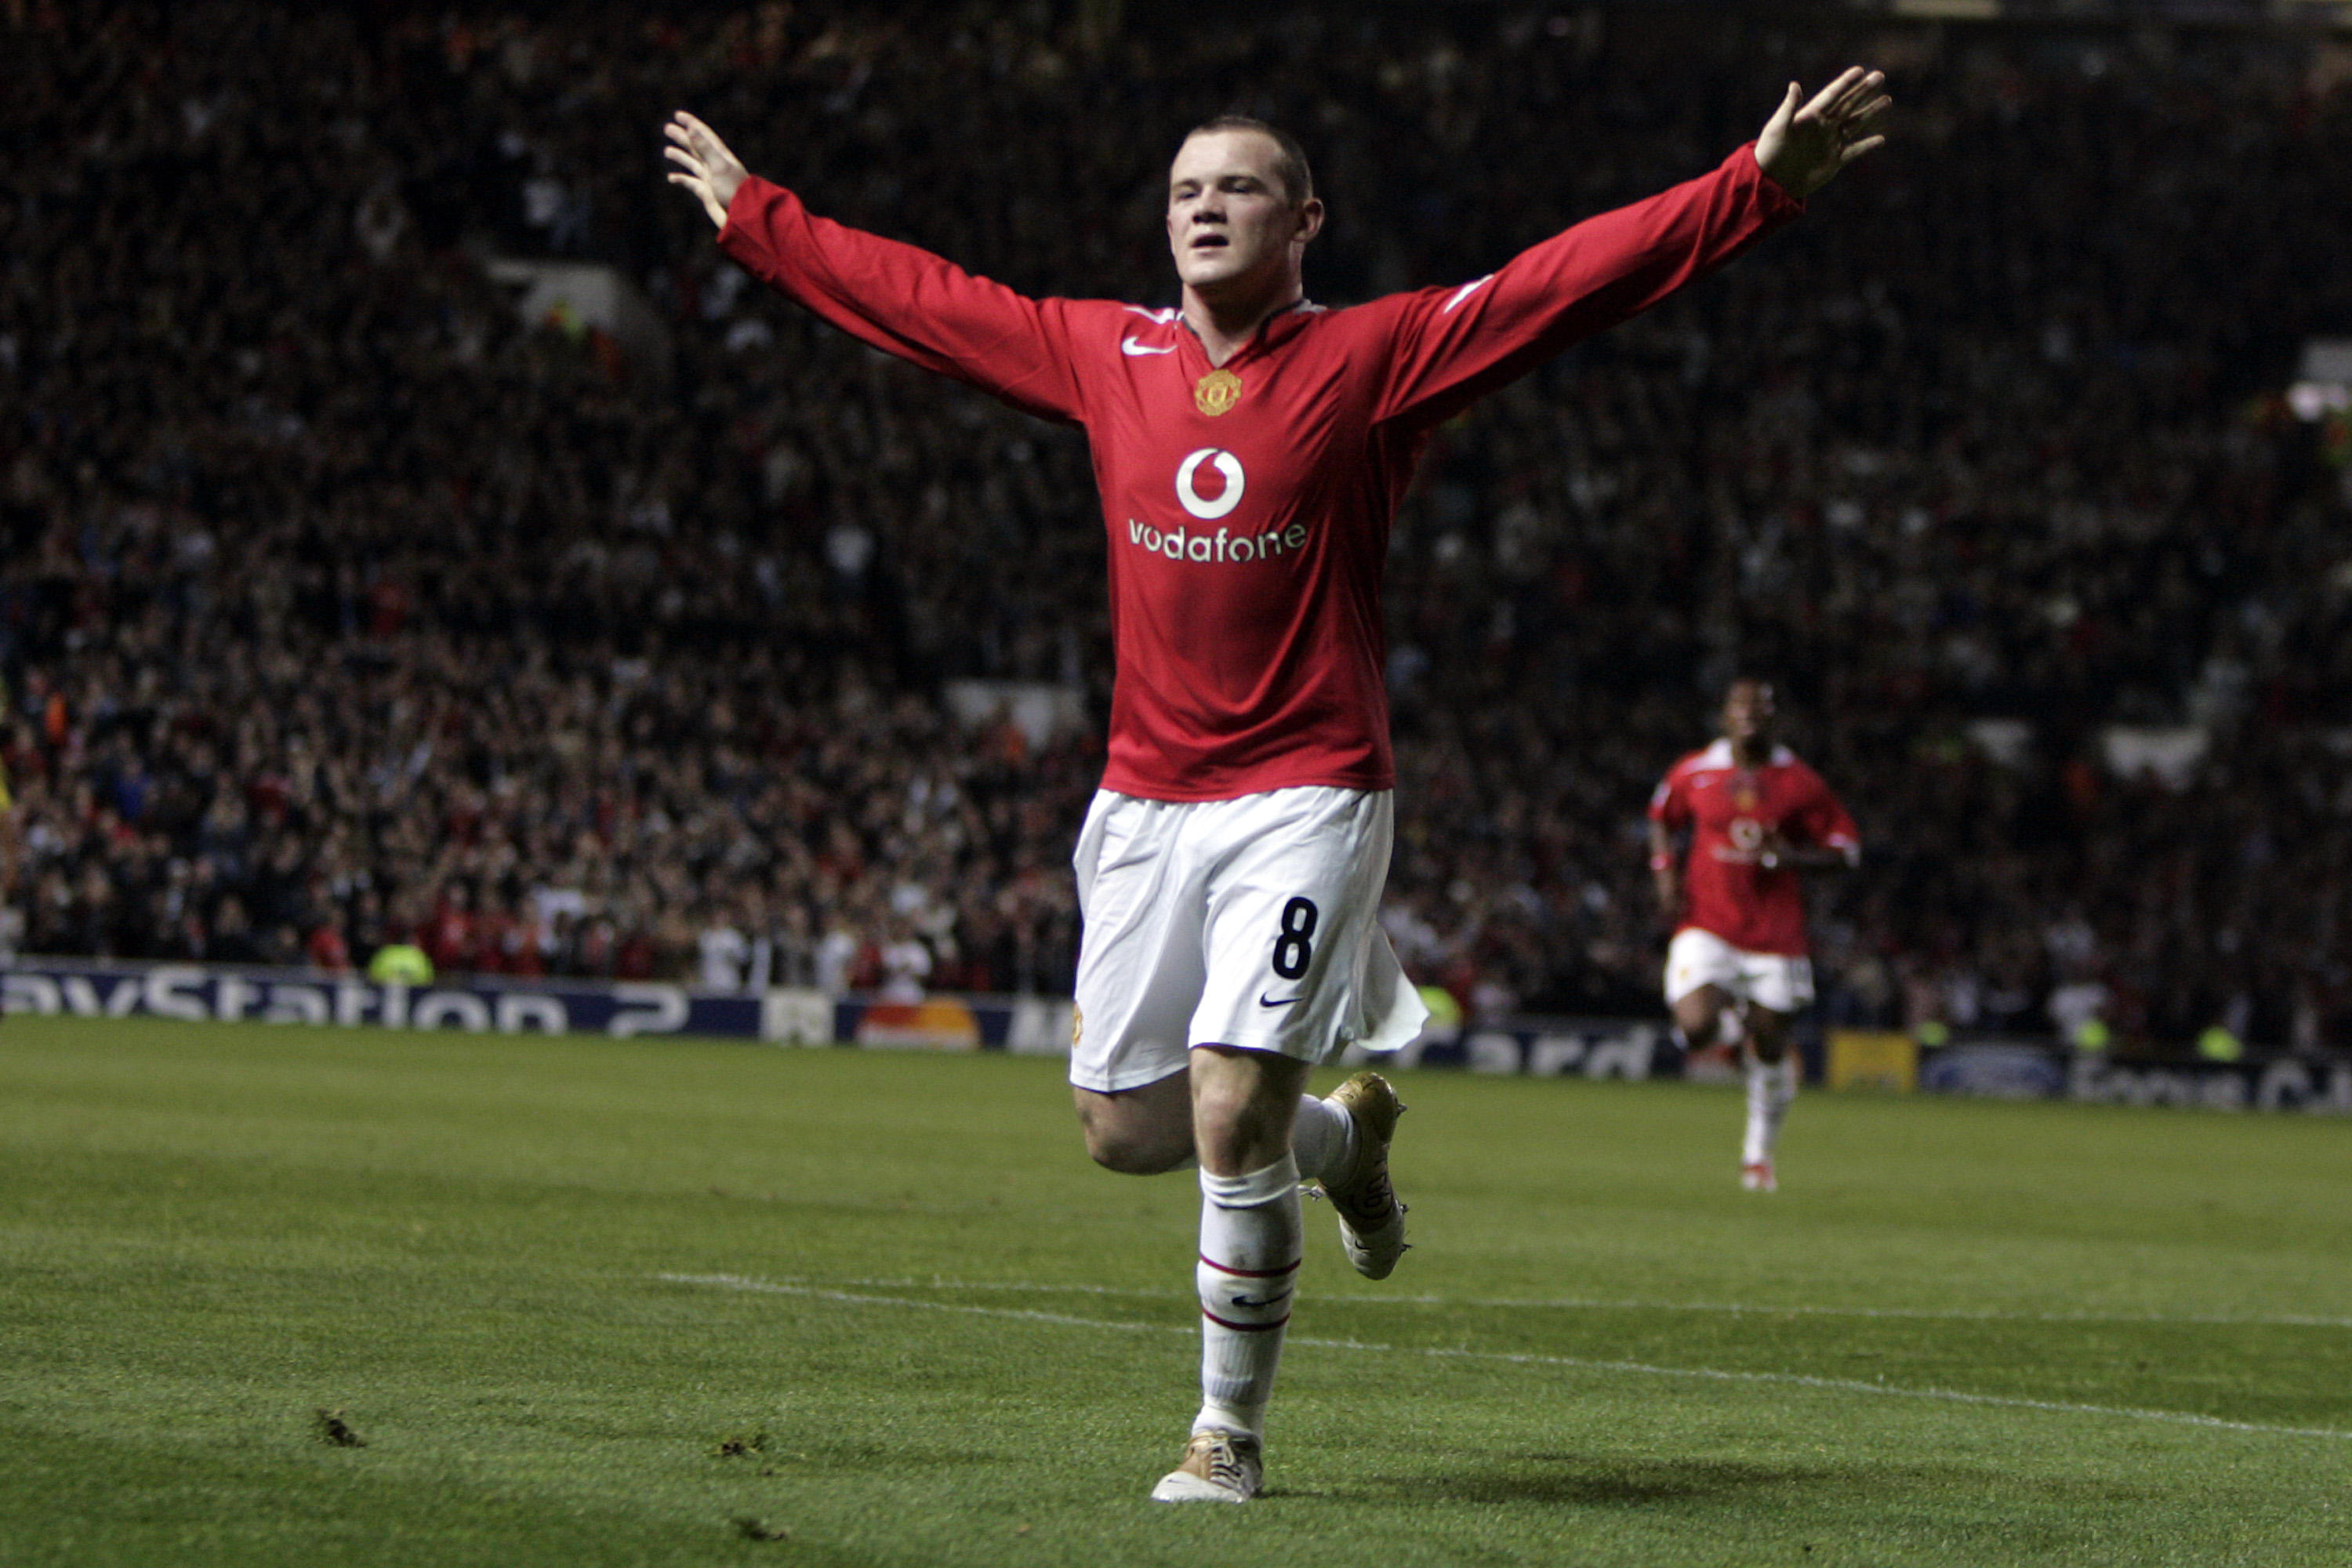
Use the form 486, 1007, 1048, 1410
663, 111, 746, 229
1370, 69, 1887, 430
1754, 67, 1891, 199
657, 111, 1085, 425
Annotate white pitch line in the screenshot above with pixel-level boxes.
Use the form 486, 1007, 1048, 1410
699, 1274, 2352, 1330
1330, 1294, 2352, 1330
663, 1274, 1178, 1335
658, 1273, 2352, 1443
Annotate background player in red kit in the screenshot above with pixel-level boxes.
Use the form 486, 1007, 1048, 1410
668, 74, 1888, 1501
1649, 679, 1861, 1192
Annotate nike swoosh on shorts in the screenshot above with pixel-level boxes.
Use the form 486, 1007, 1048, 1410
1258, 993, 1301, 1008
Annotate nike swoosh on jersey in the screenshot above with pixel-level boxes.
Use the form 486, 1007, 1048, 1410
1120, 336, 1178, 355
1442, 274, 1496, 314
1258, 993, 1301, 1008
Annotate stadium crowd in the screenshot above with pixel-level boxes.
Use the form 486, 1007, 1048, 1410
5, 2, 2352, 1052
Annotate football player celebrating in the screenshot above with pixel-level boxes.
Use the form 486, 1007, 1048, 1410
1648, 679, 1861, 1193
668, 71, 1888, 1501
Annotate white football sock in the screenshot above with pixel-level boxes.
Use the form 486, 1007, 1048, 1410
1744, 1052, 1797, 1165
1193, 1156, 1301, 1439
1288, 1094, 1356, 1189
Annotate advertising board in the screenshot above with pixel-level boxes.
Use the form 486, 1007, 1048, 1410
7, 958, 2344, 1113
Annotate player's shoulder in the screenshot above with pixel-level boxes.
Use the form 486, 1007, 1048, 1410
1665, 739, 1737, 782
1333, 273, 1497, 321
1650, 742, 1724, 811
1303, 288, 1457, 361
1107, 303, 1179, 331
1054, 299, 1164, 336
1764, 746, 1835, 789
1070, 302, 1167, 359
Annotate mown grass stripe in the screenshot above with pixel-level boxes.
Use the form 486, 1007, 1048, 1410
662, 1272, 2352, 1443
697, 1272, 2352, 1329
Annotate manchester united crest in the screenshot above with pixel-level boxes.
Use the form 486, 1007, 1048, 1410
1193, 368, 1243, 416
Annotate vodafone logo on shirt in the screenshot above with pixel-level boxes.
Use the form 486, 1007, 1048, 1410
1126, 448, 1308, 564
1175, 448, 1245, 520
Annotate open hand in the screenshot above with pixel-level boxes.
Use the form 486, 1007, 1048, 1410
1755, 67, 1890, 200
664, 111, 748, 230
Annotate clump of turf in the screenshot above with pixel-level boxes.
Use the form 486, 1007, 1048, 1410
311, 1409, 366, 1448
710, 1429, 769, 1458
731, 1515, 789, 1541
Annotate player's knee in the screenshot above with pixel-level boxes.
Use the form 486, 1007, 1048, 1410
1671, 995, 1717, 1036
1080, 1120, 1189, 1175
1190, 1092, 1297, 1174
1189, 1073, 1249, 1137
1190, 1077, 1281, 1154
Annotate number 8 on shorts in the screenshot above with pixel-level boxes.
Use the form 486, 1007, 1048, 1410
1272, 897, 1319, 980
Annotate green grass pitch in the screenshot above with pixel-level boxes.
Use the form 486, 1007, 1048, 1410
3, 1015, 2348, 1566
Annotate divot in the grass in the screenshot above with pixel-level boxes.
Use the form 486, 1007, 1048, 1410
311, 1408, 366, 1448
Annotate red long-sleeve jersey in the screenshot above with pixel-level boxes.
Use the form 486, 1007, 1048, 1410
719, 146, 1801, 800
1648, 740, 1860, 956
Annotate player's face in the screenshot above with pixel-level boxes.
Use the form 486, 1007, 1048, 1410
1166, 129, 1323, 302
1722, 681, 1776, 743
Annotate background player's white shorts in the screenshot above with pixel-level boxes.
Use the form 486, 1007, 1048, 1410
1664, 927, 1814, 1015
1069, 786, 1429, 1093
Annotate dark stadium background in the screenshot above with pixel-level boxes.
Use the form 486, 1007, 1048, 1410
6, 0, 2352, 1059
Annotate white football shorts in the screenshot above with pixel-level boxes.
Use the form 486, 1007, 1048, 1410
1664, 926, 1814, 1015
1069, 785, 1429, 1093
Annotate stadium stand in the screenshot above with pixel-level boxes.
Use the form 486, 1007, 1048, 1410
5, 2, 2351, 1054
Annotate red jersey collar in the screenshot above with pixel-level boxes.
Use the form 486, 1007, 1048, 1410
1174, 297, 1320, 368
